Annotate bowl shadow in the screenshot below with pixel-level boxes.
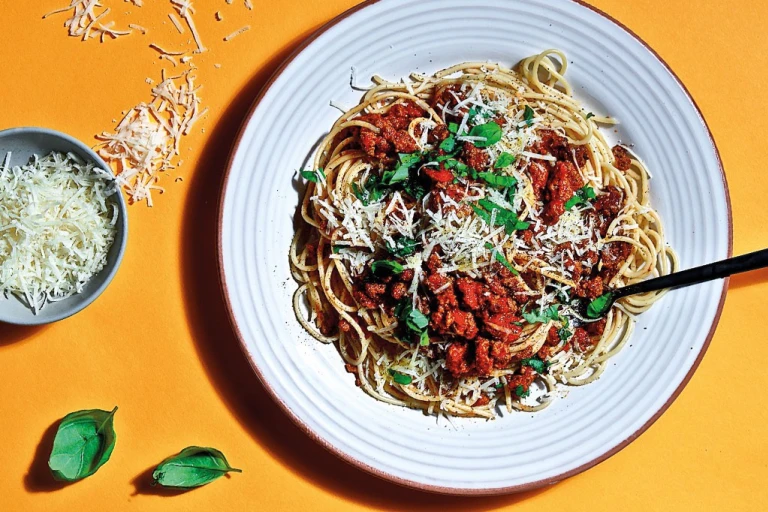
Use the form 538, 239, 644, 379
179, 31, 550, 510
0, 322, 47, 347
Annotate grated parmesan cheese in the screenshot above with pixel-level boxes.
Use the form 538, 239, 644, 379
224, 25, 250, 41
44, 1, 132, 43
0, 152, 118, 313
97, 69, 208, 205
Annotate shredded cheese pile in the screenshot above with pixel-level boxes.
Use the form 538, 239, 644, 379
97, 69, 208, 205
43, 0, 133, 42
0, 152, 118, 313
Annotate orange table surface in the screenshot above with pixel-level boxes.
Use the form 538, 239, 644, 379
1, 0, 766, 510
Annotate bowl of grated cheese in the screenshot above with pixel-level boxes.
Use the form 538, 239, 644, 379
0, 127, 127, 325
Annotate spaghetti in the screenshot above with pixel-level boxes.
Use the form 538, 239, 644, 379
290, 50, 677, 418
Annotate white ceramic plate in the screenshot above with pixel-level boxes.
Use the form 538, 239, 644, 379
219, 0, 731, 494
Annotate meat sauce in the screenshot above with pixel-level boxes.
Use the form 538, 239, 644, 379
346, 95, 635, 388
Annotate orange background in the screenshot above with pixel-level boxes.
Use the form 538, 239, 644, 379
1, 0, 766, 510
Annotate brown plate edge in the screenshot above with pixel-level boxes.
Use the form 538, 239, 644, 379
215, 0, 733, 497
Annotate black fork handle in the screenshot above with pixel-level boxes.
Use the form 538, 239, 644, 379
614, 248, 768, 299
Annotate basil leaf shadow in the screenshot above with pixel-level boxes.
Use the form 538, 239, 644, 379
24, 419, 74, 492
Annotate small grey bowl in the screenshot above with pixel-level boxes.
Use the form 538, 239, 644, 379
0, 127, 128, 326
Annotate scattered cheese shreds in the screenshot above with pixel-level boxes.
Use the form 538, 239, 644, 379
215, 11, 223, 21
44, 1, 132, 42
224, 25, 250, 41
0, 152, 118, 313
168, 12, 185, 34
128, 23, 147, 34
171, 0, 206, 53
97, 70, 207, 206
244, 0, 253, 9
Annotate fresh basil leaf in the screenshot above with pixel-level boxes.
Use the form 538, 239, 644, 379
521, 357, 548, 373
388, 369, 413, 385
332, 245, 342, 254
48, 406, 118, 482
484, 242, 519, 275
478, 172, 517, 189
523, 105, 535, 126
515, 384, 530, 398
152, 446, 241, 489
586, 112, 595, 120
371, 260, 404, 276
494, 152, 516, 169
395, 300, 430, 343
353, 176, 386, 205
300, 169, 319, 183
586, 292, 614, 319
522, 305, 560, 324
558, 327, 572, 341
475, 199, 529, 233
565, 185, 597, 210
385, 236, 418, 258
448, 122, 460, 134
384, 152, 423, 185
471, 204, 491, 224
440, 136, 456, 152
468, 122, 502, 148
494, 382, 504, 389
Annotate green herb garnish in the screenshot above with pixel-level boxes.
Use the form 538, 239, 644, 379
385, 236, 418, 258
477, 172, 517, 189
523, 105, 535, 126
586, 112, 595, 120
494, 152, 516, 169
395, 300, 430, 345
469, 122, 502, 148
586, 292, 614, 319
473, 198, 530, 233
300, 168, 326, 183
515, 385, 530, 398
371, 260, 404, 276
151, 447, 242, 489
448, 122, 460, 134
440, 135, 456, 152
48, 406, 118, 482
564, 185, 597, 210
521, 357, 548, 374
388, 369, 414, 385
484, 242, 519, 275
522, 304, 560, 324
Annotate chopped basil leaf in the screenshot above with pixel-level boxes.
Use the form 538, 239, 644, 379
494, 152, 516, 169
521, 357, 548, 374
484, 242, 519, 276
332, 245, 342, 254
353, 176, 386, 205
384, 152, 423, 185
394, 300, 431, 344
522, 304, 560, 324
371, 260, 404, 276
388, 369, 413, 385
586, 112, 595, 120
586, 292, 614, 319
468, 122, 502, 148
478, 172, 517, 189
448, 122, 460, 134
440, 135, 456, 152
558, 327, 572, 341
565, 185, 597, 210
524, 105, 535, 126
300, 168, 325, 183
494, 381, 504, 389
386, 236, 418, 258
475, 198, 530, 233
515, 384, 530, 398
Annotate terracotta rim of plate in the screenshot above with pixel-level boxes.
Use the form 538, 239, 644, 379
216, 0, 733, 496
